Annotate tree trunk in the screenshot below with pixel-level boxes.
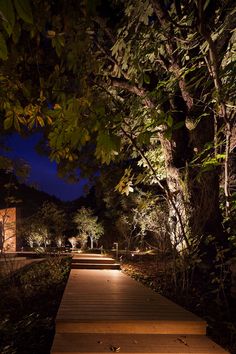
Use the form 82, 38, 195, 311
160, 110, 225, 251
159, 137, 189, 251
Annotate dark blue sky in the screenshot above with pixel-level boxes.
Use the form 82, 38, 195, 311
5, 133, 88, 201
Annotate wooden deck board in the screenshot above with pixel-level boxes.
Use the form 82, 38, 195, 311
51, 255, 228, 354
51, 333, 228, 353
71, 254, 120, 270
71, 263, 120, 269
56, 269, 206, 335
72, 256, 116, 264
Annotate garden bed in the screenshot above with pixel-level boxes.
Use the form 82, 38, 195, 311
0, 255, 71, 354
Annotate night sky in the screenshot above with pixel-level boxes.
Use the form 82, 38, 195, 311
5, 133, 88, 201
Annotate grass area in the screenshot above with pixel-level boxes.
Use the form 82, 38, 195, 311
121, 255, 236, 354
0, 255, 71, 354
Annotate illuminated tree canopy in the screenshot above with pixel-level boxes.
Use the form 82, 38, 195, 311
0, 0, 236, 252
74, 207, 104, 249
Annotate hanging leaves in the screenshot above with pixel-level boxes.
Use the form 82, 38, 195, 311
0, 0, 15, 35
14, 0, 33, 24
52, 34, 65, 57
95, 131, 120, 165
166, 114, 173, 128
138, 1, 153, 25
115, 167, 134, 196
14, 114, 20, 131
70, 127, 90, 148
4, 111, 14, 130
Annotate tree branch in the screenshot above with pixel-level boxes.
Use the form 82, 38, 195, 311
197, 0, 232, 217
151, 0, 192, 30
110, 79, 155, 108
151, 0, 194, 112
94, 40, 129, 81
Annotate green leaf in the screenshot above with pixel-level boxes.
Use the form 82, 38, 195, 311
14, 115, 20, 131
37, 116, 44, 127
203, 0, 211, 11
52, 36, 63, 57
70, 128, 90, 147
143, 73, 150, 84
173, 121, 185, 130
164, 128, 172, 140
115, 167, 134, 195
4, 112, 13, 129
95, 131, 120, 164
0, 0, 15, 35
216, 154, 226, 160
137, 131, 152, 145
0, 33, 8, 60
18, 115, 27, 124
28, 117, 35, 129
166, 114, 173, 127
14, 0, 33, 24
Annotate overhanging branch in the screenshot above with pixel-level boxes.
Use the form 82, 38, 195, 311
111, 79, 155, 108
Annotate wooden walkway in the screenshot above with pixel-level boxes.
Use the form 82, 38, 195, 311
51, 254, 228, 354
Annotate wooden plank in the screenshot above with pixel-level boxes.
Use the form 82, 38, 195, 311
56, 320, 206, 334
72, 257, 116, 264
71, 263, 120, 270
51, 255, 228, 354
51, 333, 229, 353
56, 269, 206, 335
72, 254, 114, 261
71, 254, 119, 268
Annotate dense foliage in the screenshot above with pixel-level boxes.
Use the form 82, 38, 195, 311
0, 255, 71, 354
0, 0, 235, 244
73, 206, 104, 248
0, 0, 236, 332
19, 201, 67, 248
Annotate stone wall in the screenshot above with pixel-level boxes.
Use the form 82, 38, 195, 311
0, 207, 16, 252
